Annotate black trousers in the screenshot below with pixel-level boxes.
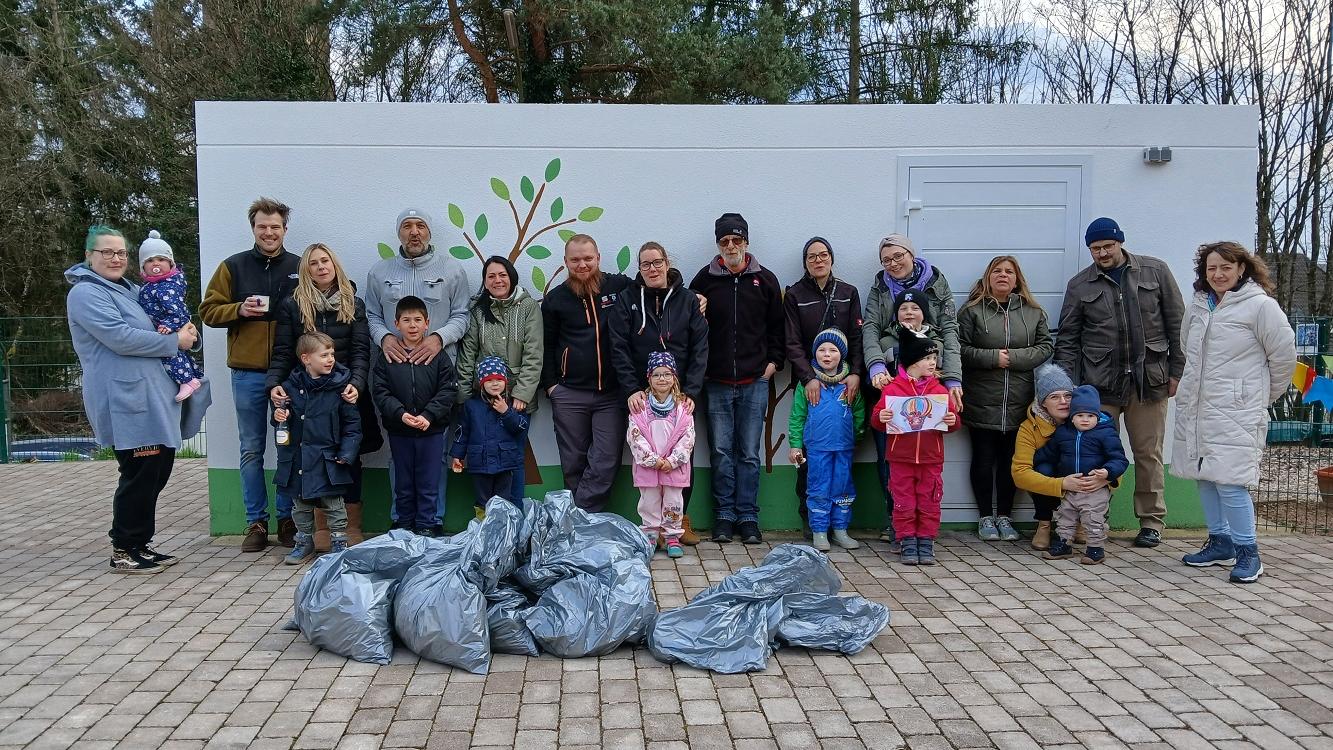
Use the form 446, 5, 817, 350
968, 427, 1018, 517
1032, 493, 1060, 522
111, 445, 176, 550
473, 471, 518, 507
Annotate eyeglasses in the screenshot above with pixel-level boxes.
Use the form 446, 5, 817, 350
92, 249, 129, 260
650, 372, 675, 380
880, 250, 909, 267
639, 259, 667, 271
718, 237, 746, 248
805, 251, 831, 262
1048, 393, 1073, 402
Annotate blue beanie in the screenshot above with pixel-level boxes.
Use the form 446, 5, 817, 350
646, 350, 677, 378
1084, 217, 1125, 246
1070, 384, 1102, 416
477, 355, 510, 385
812, 328, 848, 361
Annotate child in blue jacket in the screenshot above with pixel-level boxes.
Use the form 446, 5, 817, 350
1033, 384, 1128, 565
451, 355, 530, 515
788, 328, 865, 552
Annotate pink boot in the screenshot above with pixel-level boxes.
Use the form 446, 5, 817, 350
175, 378, 201, 402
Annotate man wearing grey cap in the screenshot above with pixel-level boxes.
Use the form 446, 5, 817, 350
365, 208, 471, 533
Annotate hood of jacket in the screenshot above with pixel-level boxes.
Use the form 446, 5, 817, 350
632, 267, 685, 294
66, 262, 139, 296
478, 283, 529, 312
397, 245, 439, 267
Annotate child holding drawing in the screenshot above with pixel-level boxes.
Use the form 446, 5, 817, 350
871, 332, 959, 565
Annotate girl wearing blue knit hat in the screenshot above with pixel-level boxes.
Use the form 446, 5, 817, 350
627, 351, 696, 558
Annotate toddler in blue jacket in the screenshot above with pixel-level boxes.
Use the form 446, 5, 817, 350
451, 355, 529, 515
1034, 384, 1128, 564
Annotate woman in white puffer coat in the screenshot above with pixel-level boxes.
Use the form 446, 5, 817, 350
1171, 241, 1295, 584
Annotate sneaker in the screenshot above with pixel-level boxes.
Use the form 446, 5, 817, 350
284, 532, 315, 566
329, 532, 348, 554
429, 524, 446, 537
416, 527, 439, 538
1080, 546, 1105, 565
135, 545, 178, 567
1043, 537, 1075, 560
830, 529, 861, 550
738, 521, 763, 545
995, 516, 1020, 542
241, 521, 269, 552
645, 531, 660, 551
977, 516, 1000, 541
110, 548, 162, 574
889, 538, 902, 554
277, 518, 297, 548
1229, 543, 1263, 583
1134, 528, 1162, 548
1184, 534, 1236, 567
666, 538, 684, 558
900, 537, 920, 565
811, 531, 831, 551
917, 538, 936, 565
711, 519, 734, 543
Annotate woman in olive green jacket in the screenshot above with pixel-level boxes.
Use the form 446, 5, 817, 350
958, 256, 1053, 543
456, 256, 545, 499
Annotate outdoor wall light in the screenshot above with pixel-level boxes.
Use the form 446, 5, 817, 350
1143, 146, 1172, 164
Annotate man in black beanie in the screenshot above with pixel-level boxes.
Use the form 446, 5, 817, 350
691, 212, 785, 544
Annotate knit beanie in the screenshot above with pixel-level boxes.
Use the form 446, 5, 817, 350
1070, 384, 1102, 416
397, 208, 433, 233
138, 230, 174, 265
646, 350, 678, 378
879, 233, 916, 257
477, 355, 510, 385
1084, 217, 1125, 246
898, 331, 938, 372
892, 289, 934, 326
714, 213, 748, 242
803, 236, 834, 266
1034, 363, 1075, 404
811, 328, 848, 361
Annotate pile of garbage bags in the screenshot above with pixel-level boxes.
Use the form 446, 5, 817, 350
285, 492, 890, 674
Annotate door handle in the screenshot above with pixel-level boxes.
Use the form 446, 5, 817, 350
902, 199, 923, 216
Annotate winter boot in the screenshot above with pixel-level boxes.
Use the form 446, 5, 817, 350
1044, 537, 1075, 560
811, 531, 831, 551
680, 516, 701, 546
345, 503, 364, 546
1229, 543, 1263, 583
284, 532, 315, 566
1030, 521, 1052, 551
1080, 546, 1105, 565
1073, 522, 1087, 545
329, 532, 349, 555
1183, 533, 1236, 567
711, 519, 734, 543
313, 510, 331, 552
831, 529, 861, 550
900, 537, 920, 565
917, 538, 936, 565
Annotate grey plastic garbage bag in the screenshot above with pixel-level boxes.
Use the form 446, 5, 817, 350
393, 539, 492, 673
285, 530, 437, 665
515, 491, 652, 593
523, 558, 657, 658
487, 584, 539, 657
776, 592, 891, 654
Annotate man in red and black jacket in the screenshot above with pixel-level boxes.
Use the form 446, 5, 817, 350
541, 234, 633, 512
689, 213, 785, 545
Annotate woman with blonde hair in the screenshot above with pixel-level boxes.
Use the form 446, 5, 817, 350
267, 242, 377, 546
1172, 241, 1294, 583
958, 255, 1053, 545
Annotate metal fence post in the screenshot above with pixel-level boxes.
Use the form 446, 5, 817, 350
0, 347, 10, 463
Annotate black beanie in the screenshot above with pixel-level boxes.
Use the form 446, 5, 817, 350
898, 331, 938, 372
715, 213, 749, 242
893, 289, 934, 327
803, 237, 834, 267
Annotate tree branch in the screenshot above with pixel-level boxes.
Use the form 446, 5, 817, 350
463, 232, 484, 260
509, 183, 547, 260
521, 218, 577, 251
445, 0, 498, 102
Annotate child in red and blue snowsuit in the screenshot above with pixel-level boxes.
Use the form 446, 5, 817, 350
788, 328, 865, 552
136, 230, 203, 402
871, 332, 959, 565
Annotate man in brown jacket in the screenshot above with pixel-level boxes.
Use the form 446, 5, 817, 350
1053, 217, 1185, 548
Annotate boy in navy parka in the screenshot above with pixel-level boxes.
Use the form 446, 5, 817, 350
451, 355, 529, 515
1034, 384, 1128, 565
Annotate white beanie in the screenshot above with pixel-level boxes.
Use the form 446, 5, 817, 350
396, 208, 433, 233
138, 230, 174, 265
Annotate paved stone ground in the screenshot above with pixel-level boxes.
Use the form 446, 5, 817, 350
2, 460, 1332, 750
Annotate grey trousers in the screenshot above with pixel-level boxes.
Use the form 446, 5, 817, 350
294, 496, 347, 536
548, 384, 626, 512
1056, 488, 1111, 547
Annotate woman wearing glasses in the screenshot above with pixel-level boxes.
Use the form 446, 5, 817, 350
862, 233, 963, 544
609, 242, 710, 545
66, 225, 201, 574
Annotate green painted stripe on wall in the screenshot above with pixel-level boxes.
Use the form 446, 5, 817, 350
207, 464, 1205, 535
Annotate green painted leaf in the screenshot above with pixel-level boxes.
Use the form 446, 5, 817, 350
448, 246, 472, 260
448, 203, 464, 229
558, 229, 576, 243
532, 266, 547, 292
527, 245, 551, 260
545, 158, 561, 182
578, 206, 603, 222
550, 197, 564, 221
377, 242, 395, 259
474, 214, 489, 241
520, 176, 535, 202
490, 178, 510, 201
617, 245, 631, 273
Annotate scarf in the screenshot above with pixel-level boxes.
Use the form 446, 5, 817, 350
881, 257, 934, 300
648, 392, 675, 417
141, 266, 182, 285
312, 285, 342, 313
812, 361, 850, 385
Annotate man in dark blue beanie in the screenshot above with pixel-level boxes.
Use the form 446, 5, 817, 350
1053, 216, 1185, 549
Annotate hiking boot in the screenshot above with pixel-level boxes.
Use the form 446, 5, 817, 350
1031, 521, 1052, 551
277, 518, 297, 548
712, 519, 734, 543
416, 527, 439, 538
680, 516, 700, 546
831, 529, 861, 549
879, 525, 894, 542
110, 548, 162, 574
917, 538, 936, 565
241, 521, 269, 552
1183, 533, 1236, 567
739, 521, 763, 545
995, 516, 1020, 542
1080, 546, 1106, 565
135, 545, 178, 567
1044, 537, 1075, 560
329, 532, 348, 554
811, 531, 831, 551
900, 537, 920, 565
1229, 543, 1263, 583
1134, 528, 1162, 548
666, 538, 684, 559
284, 532, 315, 565
977, 516, 1000, 541
889, 538, 902, 554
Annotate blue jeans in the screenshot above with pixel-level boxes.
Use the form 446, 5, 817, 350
388, 455, 448, 525
232, 369, 292, 524
705, 379, 767, 524
389, 433, 446, 530
1197, 480, 1257, 547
